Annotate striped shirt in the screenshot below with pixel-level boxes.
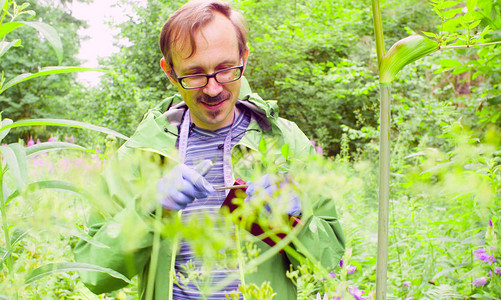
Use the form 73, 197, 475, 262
172, 106, 250, 299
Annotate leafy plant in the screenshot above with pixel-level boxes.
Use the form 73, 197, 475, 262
0, 1, 130, 298
370, 0, 500, 298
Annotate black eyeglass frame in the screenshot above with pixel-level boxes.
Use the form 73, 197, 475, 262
171, 60, 245, 90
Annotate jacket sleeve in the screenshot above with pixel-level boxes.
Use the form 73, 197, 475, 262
289, 196, 346, 270
73, 148, 161, 294
280, 120, 346, 270
73, 208, 154, 294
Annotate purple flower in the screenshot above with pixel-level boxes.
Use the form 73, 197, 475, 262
310, 140, 323, 154
405, 298, 414, 300
475, 249, 498, 265
489, 219, 493, 227
472, 277, 488, 287
328, 272, 336, 278
489, 270, 493, 277
474, 248, 486, 258
339, 260, 343, 268
316, 145, 323, 155
495, 267, 501, 276
27, 138, 35, 147
485, 254, 497, 265
402, 281, 411, 287
48, 136, 57, 142
347, 265, 357, 274
348, 287, 367, 300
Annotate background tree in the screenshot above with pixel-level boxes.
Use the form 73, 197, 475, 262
0, 0, 88, 143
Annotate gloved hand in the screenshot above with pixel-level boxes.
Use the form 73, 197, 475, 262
245, 174, 302, 216
157, 160, 215, 210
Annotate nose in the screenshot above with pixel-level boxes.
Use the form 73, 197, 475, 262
202, 77, 223, 97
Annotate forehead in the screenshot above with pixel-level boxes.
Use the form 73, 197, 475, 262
171, 13, 240, 71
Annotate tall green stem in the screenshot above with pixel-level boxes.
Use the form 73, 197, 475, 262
372, 0, 385, 65
145, 205, 164, 300
0, 166, 14, 274
371, 0, 390, 299
376, 83, 391, 300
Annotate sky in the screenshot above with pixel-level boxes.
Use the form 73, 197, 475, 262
69, 0, 143, 86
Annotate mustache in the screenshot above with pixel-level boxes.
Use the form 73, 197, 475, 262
197, 91, 231, 104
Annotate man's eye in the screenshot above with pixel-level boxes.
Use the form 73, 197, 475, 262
217, 66, 232, 71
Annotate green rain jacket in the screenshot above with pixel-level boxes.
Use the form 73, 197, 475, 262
73, 80, 345, 299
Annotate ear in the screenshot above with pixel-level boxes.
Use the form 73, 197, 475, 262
242, 49, 250, 73
160, 57, 178, 86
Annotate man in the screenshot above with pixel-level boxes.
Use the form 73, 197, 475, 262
74, 0, 345, 299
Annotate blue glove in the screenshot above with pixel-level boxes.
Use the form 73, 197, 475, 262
246, 174, 301, 216
157, 160, 215, 210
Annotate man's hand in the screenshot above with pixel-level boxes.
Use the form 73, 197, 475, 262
246, 174, 302, 216
157, 160, 215, 210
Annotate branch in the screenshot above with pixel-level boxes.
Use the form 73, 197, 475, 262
439, 41, 501, 49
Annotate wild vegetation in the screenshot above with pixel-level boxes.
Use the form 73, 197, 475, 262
0, 0, 500, 299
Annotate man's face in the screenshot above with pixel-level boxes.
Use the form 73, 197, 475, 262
161, 12, 248, 131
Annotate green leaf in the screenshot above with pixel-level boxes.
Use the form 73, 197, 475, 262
0, 22, 24, 40
0, 39, 22, 58
25, 262, 133, 284
281, 144, 290, 160
379, 35, 439, 83
0, 118, 128, 141
421, 31, 437, 38
0, 229, 30, 266
467, 0, 478, 12
452, 66, 470, 74
24, 142, 85, 157
0, 143, 28, 193
0, 118, 13, 143
6, 180, 90, 205
30, 180, 86, 195
443, 16, 462, 31
439, 59, 462, 67
21, 22, 63, 64
258, 138, 267, 153
0, 66, 109, 94
432, 263, 471, 280
468, 19, 482, 29
70, 229, 110, 249
439, 1, 459, 10
462, 11, 475, 23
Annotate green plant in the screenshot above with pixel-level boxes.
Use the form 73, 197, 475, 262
0, 1, 131, 298
370, 0, 500, 298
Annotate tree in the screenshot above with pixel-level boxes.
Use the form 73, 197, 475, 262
0, 0, 87, 142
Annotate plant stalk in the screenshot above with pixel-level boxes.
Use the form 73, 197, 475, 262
145, 204, 164, 300
372, 0, 390, 299
372, 0, 385, 65
0, 166, 14, 274
439, 41, 501, 49
376, 83, 391, 300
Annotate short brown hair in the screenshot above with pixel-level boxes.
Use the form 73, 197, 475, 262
159, 0, 249, 67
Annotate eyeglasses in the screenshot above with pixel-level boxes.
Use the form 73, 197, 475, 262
171, 60, 244, 90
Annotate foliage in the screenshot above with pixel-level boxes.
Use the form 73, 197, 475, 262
0, 1, 128, 299
235, 0, 378, 156
0, 0, 89, 143
74, 0, 183, 138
